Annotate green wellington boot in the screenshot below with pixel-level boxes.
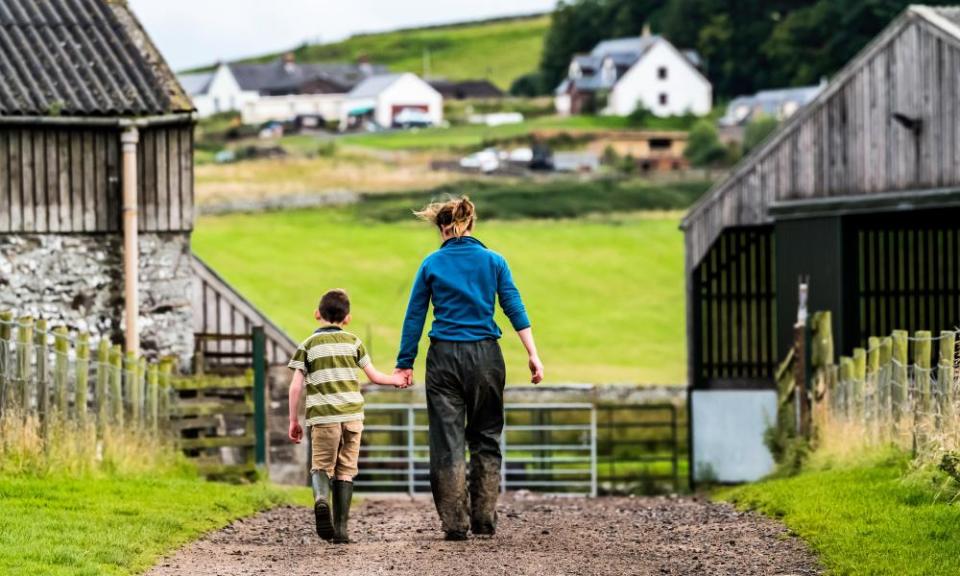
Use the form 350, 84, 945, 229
331, 479, 354, 544
311, 471, 335, 541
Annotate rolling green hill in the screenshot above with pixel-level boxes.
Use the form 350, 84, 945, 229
234, 15, 550, 90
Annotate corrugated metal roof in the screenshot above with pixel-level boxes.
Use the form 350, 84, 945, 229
0, 0, 191, 117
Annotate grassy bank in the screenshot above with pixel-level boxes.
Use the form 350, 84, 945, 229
226, 15, 550, 90
193, 208, 688, 384
0, 472, 307, 576
718, 450, 960, 576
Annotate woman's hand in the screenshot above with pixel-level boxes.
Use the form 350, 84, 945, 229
528, 354, 544, 384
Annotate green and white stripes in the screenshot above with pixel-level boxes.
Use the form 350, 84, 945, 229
289, 328, 369, 425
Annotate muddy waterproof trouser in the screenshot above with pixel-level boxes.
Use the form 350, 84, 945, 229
425, 339, 506, 534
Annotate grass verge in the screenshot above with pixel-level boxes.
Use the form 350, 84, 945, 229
0, 471, 310, 576
717, 449, 960, 576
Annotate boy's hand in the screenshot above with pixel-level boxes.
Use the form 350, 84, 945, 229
288, 420, 303, 444
394, 368, 414, 388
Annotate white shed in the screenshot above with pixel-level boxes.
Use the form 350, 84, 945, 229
341, 73, 443, 129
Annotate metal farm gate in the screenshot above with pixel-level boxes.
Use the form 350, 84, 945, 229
341, 402, 684, 496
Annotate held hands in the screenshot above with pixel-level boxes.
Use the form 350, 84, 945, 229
288, 419, 303, 444
393, 367, 414, 388
529, 354, 544, 384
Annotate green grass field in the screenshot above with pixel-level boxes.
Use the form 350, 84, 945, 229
719, 450, 960, 576
340, 115, 689, 151
192, 208, 688, 385
229, 15, 550, 90
0, 473, 307, 576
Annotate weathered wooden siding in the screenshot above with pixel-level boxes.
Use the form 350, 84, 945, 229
191, 256, 297, 367
0, 123, 193, 233
683, 12, 960, 270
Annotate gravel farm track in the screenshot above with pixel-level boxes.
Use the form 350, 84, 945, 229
147, 494, 820, 576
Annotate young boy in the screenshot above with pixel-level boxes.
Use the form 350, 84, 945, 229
288, 289, 406, 544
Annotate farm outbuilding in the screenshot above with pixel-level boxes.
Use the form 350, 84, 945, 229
0, 0, 295, 367
681, 5, 960, 483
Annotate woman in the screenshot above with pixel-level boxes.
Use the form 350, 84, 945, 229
395, 196, 543, 541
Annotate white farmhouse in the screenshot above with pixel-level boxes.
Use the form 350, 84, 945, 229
178, 62, 259, 118
555, 29, 712, 118
340, 73, 443, 130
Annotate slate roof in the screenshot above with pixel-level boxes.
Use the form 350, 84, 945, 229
348, 73, 405, 98
0, 0, 192, 116
719, 83, 826, 126
177, 71, 213, 96
229, 59, 387, 95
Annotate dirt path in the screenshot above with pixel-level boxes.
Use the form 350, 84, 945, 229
147, 494, 819, 576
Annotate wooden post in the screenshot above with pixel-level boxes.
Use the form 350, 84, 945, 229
137, 356, 146, 428
75, 333, 90, 424
95, 339, 109, 431
892, 330, 909, 424
914, 331, 932, 426
938, 331, 956, 427
839, 356, 853, 417
879, 337, 893, 420
0, 310, 11, 417
17, 316, 34, 416
109, 345, 123, 426
53, 326, 69, 417
125, 352, 139, 426
811, 311, 834, 368
853, 347, 866, 420
35, 319, 49, 428
867, 337, 880, 429
159, 358, 173, 426
146, 362, 159, 433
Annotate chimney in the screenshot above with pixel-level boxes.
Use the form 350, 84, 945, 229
357, 54, 373, 77
282, 52, 296, 73
642, 23, 652, 37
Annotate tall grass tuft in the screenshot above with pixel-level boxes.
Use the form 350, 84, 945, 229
0, 409, 188, 477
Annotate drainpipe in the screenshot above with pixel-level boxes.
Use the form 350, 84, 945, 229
121, 127, 140, 355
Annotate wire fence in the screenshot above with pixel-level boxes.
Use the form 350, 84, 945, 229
810, 313, 960, 460
0, 311, 175, 443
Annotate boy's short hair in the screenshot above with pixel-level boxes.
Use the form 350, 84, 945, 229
319, 289, 350, 323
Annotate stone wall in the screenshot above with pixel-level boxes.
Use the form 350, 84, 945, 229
0, 232, 195, 367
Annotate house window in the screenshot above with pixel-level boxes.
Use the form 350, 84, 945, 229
658, 66, 668, 80
649, 138, 672, 150
659, 93, 668, 106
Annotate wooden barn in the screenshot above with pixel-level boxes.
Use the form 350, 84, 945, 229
681, 5, 960, 482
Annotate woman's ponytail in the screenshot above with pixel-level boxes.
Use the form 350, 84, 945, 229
415, 195, 475, 238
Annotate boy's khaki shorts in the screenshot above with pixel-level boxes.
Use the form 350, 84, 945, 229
311, 420, 363, 479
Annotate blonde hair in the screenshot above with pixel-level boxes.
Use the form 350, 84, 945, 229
414, 195, 476, 238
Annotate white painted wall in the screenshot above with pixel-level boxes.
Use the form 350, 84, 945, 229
374, 74, 443, 127
193, 63, 259, 118
242, 93, 345, 125
607, 40, 712, 117
691, 389, 777, 483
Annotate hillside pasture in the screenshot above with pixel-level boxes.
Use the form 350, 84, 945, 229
192, 207, 688, 385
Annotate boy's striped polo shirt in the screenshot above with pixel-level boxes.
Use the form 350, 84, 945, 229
288, 326, 370, 425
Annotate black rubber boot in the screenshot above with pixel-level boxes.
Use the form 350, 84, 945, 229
332, 479, 353, 544
311, 471, 334, 541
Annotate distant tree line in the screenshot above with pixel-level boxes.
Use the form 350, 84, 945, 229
518, 0, 955, 98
